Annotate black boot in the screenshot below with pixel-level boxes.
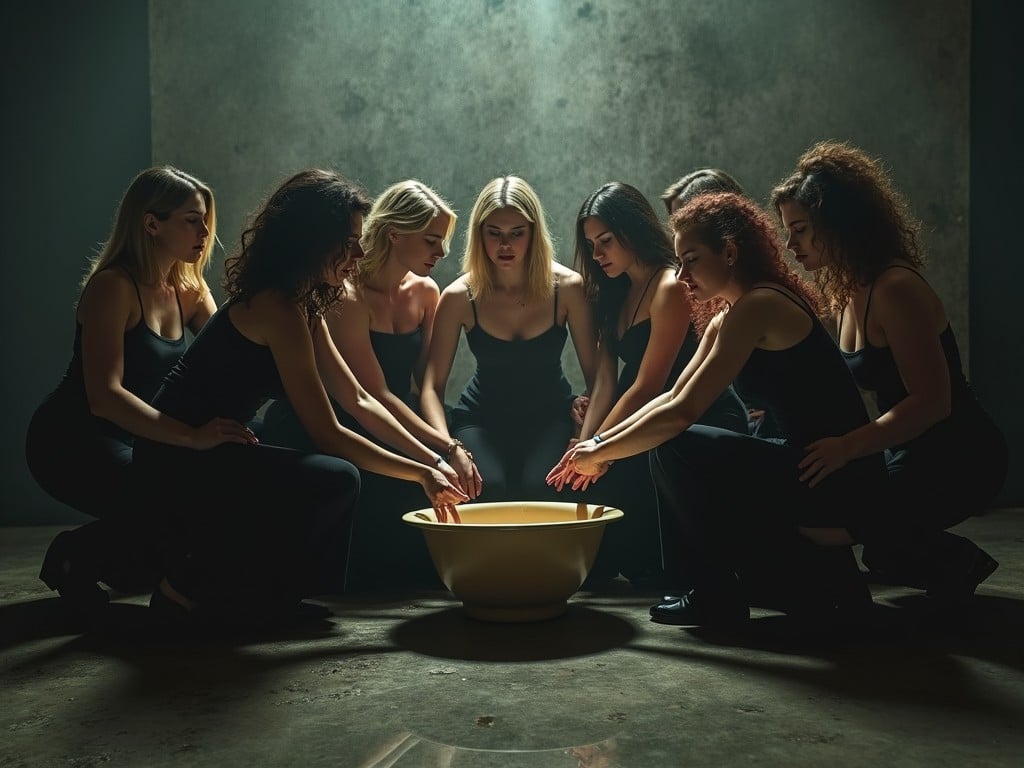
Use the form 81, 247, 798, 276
923, 533, 999, 604
39, 528, 109, 618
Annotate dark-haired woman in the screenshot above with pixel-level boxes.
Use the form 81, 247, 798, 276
133, 168, 466, 628
550, 181, 747, 587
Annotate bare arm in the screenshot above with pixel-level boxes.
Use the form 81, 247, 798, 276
575, 296, 771, 472
578, 343, 618, 440
801, 272, 951, 489
329, 285, 479, 497
251, 293, 465, 507
421, 283, 467, 433
560, 268, 600, 398
596, 275, 692, 434
79, 271, 254, 449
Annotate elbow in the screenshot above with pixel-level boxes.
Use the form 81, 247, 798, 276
86, 390, 119, 422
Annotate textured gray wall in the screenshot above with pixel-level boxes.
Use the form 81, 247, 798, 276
150, 0, 970, 400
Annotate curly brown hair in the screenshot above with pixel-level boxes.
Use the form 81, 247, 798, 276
223, 168, 372, 323
670, 192, 823, 334
769, 141, 924, 314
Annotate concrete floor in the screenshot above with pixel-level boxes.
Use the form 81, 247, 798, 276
1, 512, 1022, 768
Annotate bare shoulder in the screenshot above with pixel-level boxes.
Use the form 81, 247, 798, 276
178, 277, 214, 310
78, 269, 136, 317
652, 271, 687, 302
440, 274, 471, 300
407, 273, 441, 302
873, 264, 936, 306
553, 262, 584, 289
338, 280, 369, 310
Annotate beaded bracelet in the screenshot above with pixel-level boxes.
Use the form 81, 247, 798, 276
446, 438, 474, 463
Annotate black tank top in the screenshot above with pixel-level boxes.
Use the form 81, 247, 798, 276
455, 284, 572, 422
42, 271, 186, 442
370, 327, 421, 401
152, 299, 284, 427
734, 286, 871, 448
839, 265, 973, 414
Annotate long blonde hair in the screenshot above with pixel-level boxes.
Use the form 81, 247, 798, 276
462, 175, 555, 302
84, 166, 216, 295
356, 180, 457, 285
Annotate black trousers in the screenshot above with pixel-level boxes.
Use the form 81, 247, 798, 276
25, 404, 157, 591
452, 412, 584, 504
133, 440, 359, 603
651, 425, 885, 608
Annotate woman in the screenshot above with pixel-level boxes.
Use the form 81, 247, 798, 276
662, 168, 780, 438
25, 166, 254, 617
554, 182, 748, 586
550, 192, 888, 626
261, 179, 477, 589
771, 141, 1007, 601
422, 175, 598, 503
133, 168, 466, 627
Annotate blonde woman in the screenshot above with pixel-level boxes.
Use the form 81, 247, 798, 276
26, 167, 256, 617
422, 175, 599, 503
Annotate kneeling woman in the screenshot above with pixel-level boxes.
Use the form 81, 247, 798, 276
550, 192, 887, 626
133, 169, 465, 626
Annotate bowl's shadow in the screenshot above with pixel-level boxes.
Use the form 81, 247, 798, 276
389, 604, 635, 661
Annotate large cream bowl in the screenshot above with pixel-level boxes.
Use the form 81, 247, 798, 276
402, 501, 624, 622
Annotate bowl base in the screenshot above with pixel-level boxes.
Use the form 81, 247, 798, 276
463, 600, 569, 623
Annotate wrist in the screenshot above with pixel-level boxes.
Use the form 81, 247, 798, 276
445, 437, 474, 463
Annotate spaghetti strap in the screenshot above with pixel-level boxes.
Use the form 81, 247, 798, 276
628, 268, 663, 329
128, 272, 145, 314
173, 284, 184, 330
864, 264, 923, 328
553, 282, 559, 324
753, 284, 818, 320
468, 287, 479, 325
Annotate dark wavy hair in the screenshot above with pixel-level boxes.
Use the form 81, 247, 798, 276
670, 192, 823, 334
661, 168, 745, 214
574, 182, 683, 344
770, 141, 923, 314
224, 168, 372, 322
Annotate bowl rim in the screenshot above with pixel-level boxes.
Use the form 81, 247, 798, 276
401, 500, 624, 529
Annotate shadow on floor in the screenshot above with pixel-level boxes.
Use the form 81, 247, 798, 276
390, 604, 636, 661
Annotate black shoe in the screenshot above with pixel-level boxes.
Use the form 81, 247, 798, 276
649, 589, 749, 627
926, 547, 999, 604
39, 530, 109, 618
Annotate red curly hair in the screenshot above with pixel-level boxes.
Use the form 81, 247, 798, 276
670, 192, 823, 334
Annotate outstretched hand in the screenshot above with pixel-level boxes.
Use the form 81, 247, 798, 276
447, 445, 483, 500
545, 438, 610, 492
421, 467, 468, 523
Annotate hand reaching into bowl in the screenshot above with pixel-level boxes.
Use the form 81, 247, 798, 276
420, 466, 467, 523
546, 437, 612, 492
